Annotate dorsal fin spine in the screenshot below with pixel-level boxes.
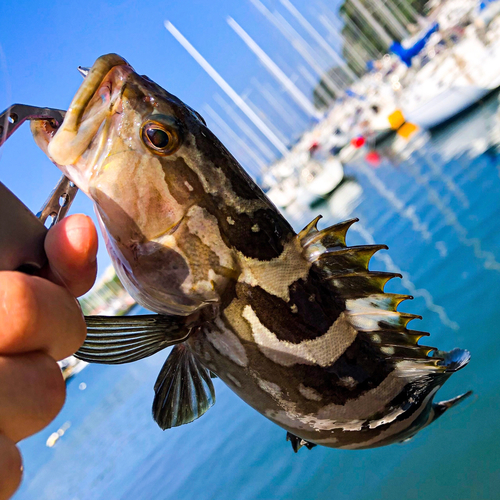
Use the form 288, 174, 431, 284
299, 217, 359, 248
297, 215, 322, 240
298, 217, 454, 373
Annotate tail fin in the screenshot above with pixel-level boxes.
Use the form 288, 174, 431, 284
437, 348, 471, 372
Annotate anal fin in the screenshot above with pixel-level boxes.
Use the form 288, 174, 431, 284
153, 344, 215, 429
286, 432, 317, 453
75, 314, 190, 364
431, 390, 473, 422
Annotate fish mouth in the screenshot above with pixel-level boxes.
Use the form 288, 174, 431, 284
44, 54, 134, 166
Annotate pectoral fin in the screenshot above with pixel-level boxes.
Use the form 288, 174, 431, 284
75, 315, 191, 364
153, 344, 216, 429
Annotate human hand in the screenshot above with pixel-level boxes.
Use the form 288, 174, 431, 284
0, 214, 98, 499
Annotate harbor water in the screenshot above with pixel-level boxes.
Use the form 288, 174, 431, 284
14, 95, 500, 500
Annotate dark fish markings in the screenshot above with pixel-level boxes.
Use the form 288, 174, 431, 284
194, 128, 266, 202
329, 375, 441, 449
135, 243, 190, 289
236, 275, 345, 343
161, 156, 205, 206
290, 333, 394, 405
212, 203, 292, 260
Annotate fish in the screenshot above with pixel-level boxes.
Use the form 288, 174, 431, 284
31, 54, 471, 451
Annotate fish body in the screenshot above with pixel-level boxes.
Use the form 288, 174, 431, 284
31, 54, 470, 451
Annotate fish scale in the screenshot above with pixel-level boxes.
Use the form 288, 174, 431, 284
30, 54, 471, 452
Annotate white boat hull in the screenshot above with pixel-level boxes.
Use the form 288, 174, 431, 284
302, 158, 344, 196
405, 85, 493, 129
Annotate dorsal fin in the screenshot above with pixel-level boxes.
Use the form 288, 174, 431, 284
153, 344, 216, 429
298, 217, 455, 375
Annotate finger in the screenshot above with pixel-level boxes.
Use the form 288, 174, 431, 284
0, 272, 87, 360
0, 434, 22, 500
43, 214, 98, 297
0, 352, 65, 443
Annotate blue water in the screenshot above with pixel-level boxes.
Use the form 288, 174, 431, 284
15, 95, 500, 500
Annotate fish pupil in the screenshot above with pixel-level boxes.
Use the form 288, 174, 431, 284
147, 127, 170, 149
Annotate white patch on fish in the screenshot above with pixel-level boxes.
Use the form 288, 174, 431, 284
243, 307, 357, 367
186, 205, 234, 269
345, 297, 409, 331
226, 373, 242, 388
257, 379, 282, 398
238, 238, 311, 301
368, 406, 406, 429
205, 317, 249, 367
338, 376, 357, 388
298, 384, 323, 401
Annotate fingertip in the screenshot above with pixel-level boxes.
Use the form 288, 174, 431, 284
0, 272, 87, 360
0, 434, 22, 500
0, 353, 66, 442
44, 214, 98, 296
47, 214, 98, 264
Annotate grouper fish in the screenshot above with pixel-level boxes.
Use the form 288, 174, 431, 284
31, 54, 471, 451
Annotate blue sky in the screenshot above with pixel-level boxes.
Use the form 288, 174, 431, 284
1, 0, 343, 274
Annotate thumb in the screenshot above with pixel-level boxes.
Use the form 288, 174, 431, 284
42, 214, 98, 297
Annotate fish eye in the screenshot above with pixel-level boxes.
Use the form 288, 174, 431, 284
141, 120, 180, 155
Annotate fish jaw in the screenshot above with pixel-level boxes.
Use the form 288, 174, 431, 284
48, 54, 130, 166
31, 54, 134, 196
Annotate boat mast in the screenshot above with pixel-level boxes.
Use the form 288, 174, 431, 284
213, 93, 276, 162
249, 0, 342, 98
366, 0, 410, 39
165, 21, 290, 157
349, 0, 393, 47
204, 104, 267, 176
279, 0, 358, 83
227, 16, 323, 120
316, 12, 368, 71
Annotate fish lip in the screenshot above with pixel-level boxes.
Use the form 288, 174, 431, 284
46, 55, 133, 166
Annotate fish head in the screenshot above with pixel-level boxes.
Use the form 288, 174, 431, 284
31, 53, 236, 316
